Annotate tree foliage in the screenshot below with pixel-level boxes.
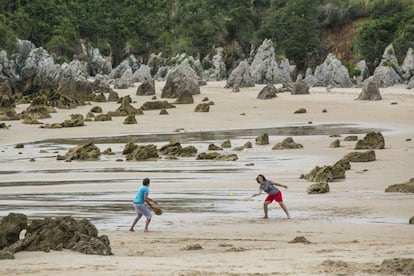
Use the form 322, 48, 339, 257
0, 0, 413, 70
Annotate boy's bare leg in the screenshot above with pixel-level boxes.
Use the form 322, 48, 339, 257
263, 201, 270, 218
279, 202, 291, 219
144, 218, 151, 232
130, 217, 139, 231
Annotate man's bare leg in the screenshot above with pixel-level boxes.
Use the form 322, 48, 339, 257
279, 202, 290, 219
263, 201, 271, 218
130, 217, 139, 231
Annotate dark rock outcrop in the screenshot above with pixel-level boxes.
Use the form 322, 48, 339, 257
174, 90, 194, 104
0, 213, 27, 250
141, 100, 175, 110
109, 96, 143, 116
66, 142, 101, 161
161, 63, 200, 98
272, 137, 303, 150
355, 132, 385, 150
123, 115, 137, 124
385, 178, 414, 193
256, 133, 269, 145
307, 182, 330, 194
341, 150, 376, 162
196, 152, 238, 161
257, 84, 277, 99
136, 78, 155, 96
126, 144, 159, 161
194, 103, 210, 112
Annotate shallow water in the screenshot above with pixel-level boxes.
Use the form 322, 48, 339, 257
1, 123, 403, 230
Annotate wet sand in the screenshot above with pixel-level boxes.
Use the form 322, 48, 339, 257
0, 81, 413, 275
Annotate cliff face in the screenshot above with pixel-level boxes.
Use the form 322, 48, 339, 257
322, 18, 367, 64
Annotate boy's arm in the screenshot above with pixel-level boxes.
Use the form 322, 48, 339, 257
144, 194, 158, 204
271, 181, 288, 189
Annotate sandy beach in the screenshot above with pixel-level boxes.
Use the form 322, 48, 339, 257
0, 81, 413, 275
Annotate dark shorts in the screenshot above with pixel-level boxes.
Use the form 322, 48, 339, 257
265, 191, 283, 202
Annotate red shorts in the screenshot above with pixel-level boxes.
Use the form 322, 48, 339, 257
265, 191, 283, 202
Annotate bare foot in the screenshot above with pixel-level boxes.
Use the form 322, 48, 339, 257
287, 216, 291, 219
144, 229, 150, 233
129, 228, 135, 232
262, 216, 268, 219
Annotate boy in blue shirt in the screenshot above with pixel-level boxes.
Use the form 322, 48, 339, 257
129, 178, 158, 232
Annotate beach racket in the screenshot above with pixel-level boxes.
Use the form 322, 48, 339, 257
243, 196, 254, 201
147, 202, 163, 215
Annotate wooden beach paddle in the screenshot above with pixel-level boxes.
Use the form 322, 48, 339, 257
147, 202, 163, 215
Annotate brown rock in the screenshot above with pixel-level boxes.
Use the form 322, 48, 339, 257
341, 150, 376, 162
194, 103, 210, 112
355, 132, 385, 149
385, 178, 414, 193
307, 182, 330, 194
256, 133, 269, 145
273, 137, 303, 149
66, 142, 101, 161
126, 144, 159, 160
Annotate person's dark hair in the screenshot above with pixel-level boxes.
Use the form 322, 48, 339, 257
256, 174, 266, 183
142, 178, 150, 186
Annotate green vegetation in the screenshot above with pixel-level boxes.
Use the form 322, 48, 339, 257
0, 0, 413, 71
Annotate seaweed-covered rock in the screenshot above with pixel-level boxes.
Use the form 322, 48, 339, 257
256, 133, 269, 145
174, 90, 194, 104
93, 93, 107, 102
355, 132, 385, 150
8, 216, 112, 256
307, 182, 330, 194
257, 84, 277, 99
94, 113, 112, 121
126, 144, 159, 161
194, 103, 210, 112
109, 96, 143, 116
107, 90, 119, 102
330, 139, 340, 148
221, 139, 231, 148
181, 146, 198, 157
141, 100, 175, 110
66, 142, 101, 161
272, 137, 303, 149
301, 165, 334, 182
0, 213, 27, 249
344, 135, 358, 141
208, 144, 222, 150
385, 178, 414, 193
410, 216, 414, 224
378, 258, 414, 275
122, 142, 138, 155
159, 141, 182, 156
136, 78, 155, 96
90, 106, 103, 113
123, 115, 137, 124
0, 248, 15, 259
196, 152, 238, 161
342, 150, 376, 162
62, 114, 85, 127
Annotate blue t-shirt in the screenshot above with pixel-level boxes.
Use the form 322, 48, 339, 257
134, 186, 149, 204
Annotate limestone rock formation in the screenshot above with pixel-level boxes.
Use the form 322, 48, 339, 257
355, 132, 385, 149
110, 96, 143, 116
132, 64, 152, 83
356, 80, 382, 101
250, 39, 292, 85
161, 63, 200, 98
225, 60, 255, 88
401, 48, 414, 81
272, 137, 303, 150
314, 53, 353, 87
257, 84, 277, 99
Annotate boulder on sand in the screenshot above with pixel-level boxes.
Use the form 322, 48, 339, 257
355, 132, 385, 150
385, 178, 414, 193
356, 79, 382, 101
341, 150, 376, 162
161, 63, 200, 98
257, 84, 277, 99
66, 142, 101, 161
136, 78, 155, 96
272, 137, 303, 150
307, 182, 330, 194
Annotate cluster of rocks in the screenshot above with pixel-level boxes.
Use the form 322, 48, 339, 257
301, 132, 385, 194
0, 213, 112, 259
